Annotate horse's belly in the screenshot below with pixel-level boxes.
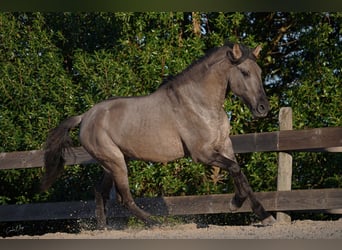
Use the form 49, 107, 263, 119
121, 134, 184, 163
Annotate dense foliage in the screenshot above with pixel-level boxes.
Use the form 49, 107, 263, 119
0, 13, 341, 210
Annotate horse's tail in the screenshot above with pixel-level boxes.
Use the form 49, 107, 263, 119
41, 115, 83, 191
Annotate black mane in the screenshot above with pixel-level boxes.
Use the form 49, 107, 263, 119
158, 46, 222, 88
159, 42, 256, 89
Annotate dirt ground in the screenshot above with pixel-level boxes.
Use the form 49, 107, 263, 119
6, 219, 342, 239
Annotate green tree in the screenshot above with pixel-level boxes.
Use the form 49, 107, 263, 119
0, 13, 76, 204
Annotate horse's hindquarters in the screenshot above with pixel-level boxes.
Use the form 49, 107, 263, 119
80, 96, 185, 163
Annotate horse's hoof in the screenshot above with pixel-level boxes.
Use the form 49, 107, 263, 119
229, 199, 239, 212
144, 217, 162, 228
261, 215, 276, 226
96, 220, 109, 230
96, 224, 108, 230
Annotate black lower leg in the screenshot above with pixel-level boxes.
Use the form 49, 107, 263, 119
227, 164, 249, 207
233, 170, 271, 220
231, 193, 247, 208
207, 153, 274, 224
94, 186, 107, 229
248, 195, 271, 221
94, 173, 113, 228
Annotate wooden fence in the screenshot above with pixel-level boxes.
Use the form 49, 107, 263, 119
1, 127, 341, 170
0, 107, 341, 223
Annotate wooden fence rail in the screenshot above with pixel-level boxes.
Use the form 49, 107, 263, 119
1, 127, 341, 170
1, 189, 341, 222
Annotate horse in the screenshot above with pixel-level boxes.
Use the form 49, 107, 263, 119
41, 42, 276, 228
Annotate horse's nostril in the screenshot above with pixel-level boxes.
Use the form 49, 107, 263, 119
258, 104, 265, 112
256, 102, 269, 117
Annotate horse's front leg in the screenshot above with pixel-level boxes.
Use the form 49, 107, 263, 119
227, 160, 276, 224
219, 157, 275, 225
200, 140, 276, 226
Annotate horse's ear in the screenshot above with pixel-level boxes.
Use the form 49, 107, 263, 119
232, 43, 242, 59
252, 45, 262, 58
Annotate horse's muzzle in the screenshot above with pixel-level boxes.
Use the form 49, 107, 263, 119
253, 101, 269, 118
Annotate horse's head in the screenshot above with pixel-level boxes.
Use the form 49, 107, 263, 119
227, 43, 269, 118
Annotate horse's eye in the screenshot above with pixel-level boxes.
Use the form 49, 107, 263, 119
240, 69, 250, 77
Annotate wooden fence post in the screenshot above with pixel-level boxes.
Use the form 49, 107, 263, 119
277, 107, 293, 223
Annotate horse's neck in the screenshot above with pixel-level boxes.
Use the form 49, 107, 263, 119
166, 64, 229, 112
196, 61, 230, 110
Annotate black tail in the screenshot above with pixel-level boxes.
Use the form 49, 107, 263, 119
41, 115, 83, 191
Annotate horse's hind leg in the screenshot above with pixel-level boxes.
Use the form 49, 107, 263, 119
91, 142, 157, 226
108, 161, 155, 225
94, 172, 114, 229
